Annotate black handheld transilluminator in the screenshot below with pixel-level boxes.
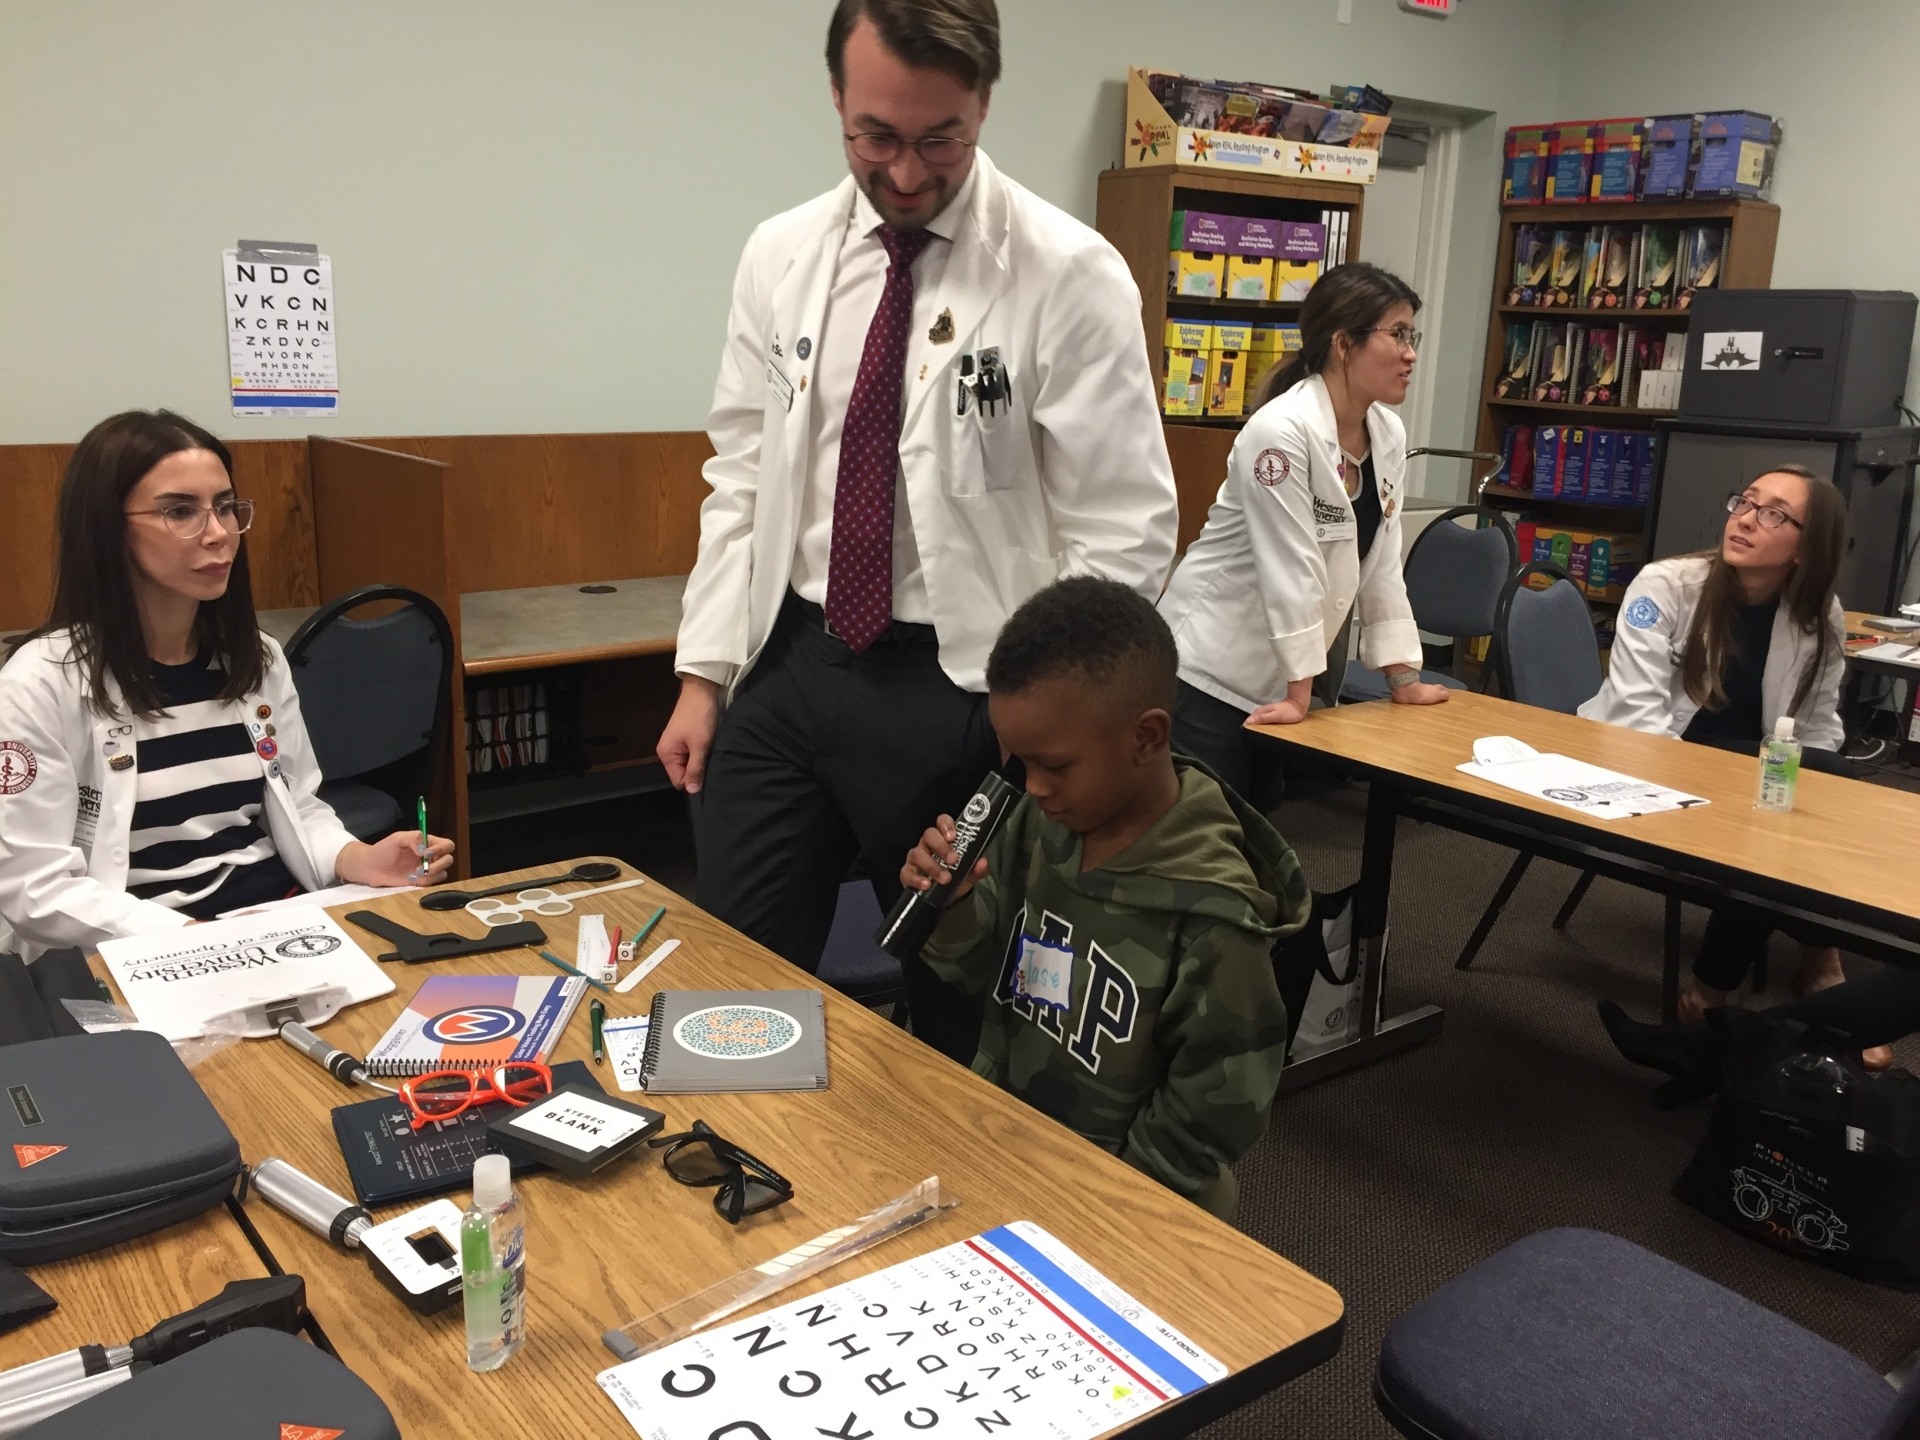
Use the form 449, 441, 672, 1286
874, 770, 1021, 962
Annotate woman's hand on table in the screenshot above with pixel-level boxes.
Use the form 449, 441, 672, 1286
1246, 677, 1315, 728
337, 832, 456, 887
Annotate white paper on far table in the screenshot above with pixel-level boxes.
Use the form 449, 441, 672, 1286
1459, 736, 1709, 821
220, 882, 415, 918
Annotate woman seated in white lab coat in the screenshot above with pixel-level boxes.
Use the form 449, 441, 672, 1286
1158, 263, 1450, 806
1579, 465, 1883, 1059
0, 410, 454, 961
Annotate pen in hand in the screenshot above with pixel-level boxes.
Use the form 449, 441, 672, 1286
415, 795, 430, 880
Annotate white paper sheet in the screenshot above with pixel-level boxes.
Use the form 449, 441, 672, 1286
1459, 735, 1709, 821
597, 1221, 1225, 1440
602, 1016, 650, 1093
1854, 641, 1920, 668
219, 882, 415, 919
99, 905, 393, 1041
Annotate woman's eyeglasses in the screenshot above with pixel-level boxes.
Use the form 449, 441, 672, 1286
1360, 325, 1422, 354
397, 1061, 552, 1132
649, 1119, 794, 1224
124, 497, 256, 539
1726, 493, 1803, 531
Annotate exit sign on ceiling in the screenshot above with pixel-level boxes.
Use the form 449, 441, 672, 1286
1398, 0, 1454, 15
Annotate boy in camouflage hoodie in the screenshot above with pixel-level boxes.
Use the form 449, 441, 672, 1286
902, 577, 1309, 1220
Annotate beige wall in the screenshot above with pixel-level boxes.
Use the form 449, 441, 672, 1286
0, 0, 1571, 446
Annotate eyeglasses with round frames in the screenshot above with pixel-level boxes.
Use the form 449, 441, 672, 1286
1725, 494, 1803, 531
124, 497, 256, 539
843, 131, 976, 167
1360, 325, 1422, 353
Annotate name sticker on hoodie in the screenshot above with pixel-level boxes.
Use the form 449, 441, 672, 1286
1014, 935, 1074, 1011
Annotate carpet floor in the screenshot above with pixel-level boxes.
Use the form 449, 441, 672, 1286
473, 777, 1920, 1438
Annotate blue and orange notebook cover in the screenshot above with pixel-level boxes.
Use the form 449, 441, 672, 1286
363, 974, 588, 1075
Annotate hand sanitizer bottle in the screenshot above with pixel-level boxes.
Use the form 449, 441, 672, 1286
462, 1153, 526, 1371
1756, 716, 1801, 813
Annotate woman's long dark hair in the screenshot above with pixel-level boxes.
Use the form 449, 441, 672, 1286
1681, 463, 1846, 718
30, 410, 264, 718
1254, 261, 1422, 408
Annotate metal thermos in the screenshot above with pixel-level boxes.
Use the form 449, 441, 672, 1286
875, 771, 1021, 961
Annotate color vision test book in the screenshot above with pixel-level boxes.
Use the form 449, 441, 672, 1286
639, 989, 828, 1093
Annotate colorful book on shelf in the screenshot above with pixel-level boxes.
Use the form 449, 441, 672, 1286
1589, 224, 1636, 310
1633, 224, 1680, 309
1508, 224, 1550, 306
1545, 228, 1584, 308
1579, 326, 1621, 407
1533, 322, 1580, 403
1494, 323, 1534, 398
1576, 228, 1605, 308
1677, 224, 1725, 310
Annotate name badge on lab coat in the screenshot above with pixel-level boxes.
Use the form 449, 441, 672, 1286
766, 361, 795, 412
1310, 494, 1356, 544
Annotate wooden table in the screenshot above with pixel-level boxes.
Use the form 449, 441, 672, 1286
174, 861, 1342, 1437
0, 1207, 278, 1370
261, 575, 686, 679
1255, 690, 1920, 1088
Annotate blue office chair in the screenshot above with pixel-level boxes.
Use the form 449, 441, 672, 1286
1455, 563, 1606, 969
1341, 503, 1517, 702
816, 881, 911, 1029
284, 585, 454, 842
1375, 1228, 1917, 1440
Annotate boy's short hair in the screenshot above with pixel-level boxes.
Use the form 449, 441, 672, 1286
986, 576, 1178, 714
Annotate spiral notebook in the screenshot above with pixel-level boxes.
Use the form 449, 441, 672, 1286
639, 989, 828, 1093
362, 974, 588, 1076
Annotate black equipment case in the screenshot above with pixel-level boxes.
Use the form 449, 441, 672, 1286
18, 1327, 400, 1439
0, 1031, 243, 1264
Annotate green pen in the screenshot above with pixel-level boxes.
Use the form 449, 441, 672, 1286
590, 999, 606, 1064
536, 948, 612, 995
630, 905, 667, 950
415, 795, 429, 877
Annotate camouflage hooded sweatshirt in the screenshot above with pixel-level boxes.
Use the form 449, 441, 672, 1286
921, 760, 1309, 1220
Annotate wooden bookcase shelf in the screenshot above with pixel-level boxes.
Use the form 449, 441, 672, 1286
1474, 196, 1779, 536
1096, 164, 1367, 546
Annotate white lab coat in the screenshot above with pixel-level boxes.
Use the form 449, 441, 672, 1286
0, 631, 358, 961
676, 150, 1178, 693
1578, 556, 1846, 750
1158, 373, 1422, 711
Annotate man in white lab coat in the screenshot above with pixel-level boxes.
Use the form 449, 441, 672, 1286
656, 0, 1177, 1061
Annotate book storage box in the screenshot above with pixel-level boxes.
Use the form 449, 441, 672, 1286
1691, 111, 1780, 199
1126, 67, 1385, 184
1163, 321, 1212, 417
1205, 324, 1252, 418
1642, 114, 1699, 197
1504, 125, 1553, 203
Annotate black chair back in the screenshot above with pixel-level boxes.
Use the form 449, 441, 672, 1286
284, 586, 454, 833
1402, 506, 1518, 641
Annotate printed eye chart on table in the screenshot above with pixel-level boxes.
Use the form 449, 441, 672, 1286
598, 1220, 1225, 1439
222, 242, 339, 416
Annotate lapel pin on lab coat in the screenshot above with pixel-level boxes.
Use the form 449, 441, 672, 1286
109, 755, 134, 772
928, 308, 955, 344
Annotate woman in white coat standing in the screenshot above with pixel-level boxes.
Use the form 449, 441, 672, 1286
0, 411, 454, 961
1581, 465, 1883, 1058
1159, 263, 1450, 803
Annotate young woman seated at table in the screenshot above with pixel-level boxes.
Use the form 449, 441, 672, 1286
1578, 465, 1887, 1065
0, 410, 453, 961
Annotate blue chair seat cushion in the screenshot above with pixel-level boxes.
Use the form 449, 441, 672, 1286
1339, 660, 1468, 704
1377, 1228, 1893, 1440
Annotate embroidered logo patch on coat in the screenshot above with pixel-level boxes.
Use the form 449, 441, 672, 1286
1625, 596, 1661, 630
1252, 449, 1290, 487
0, 742, 35, 795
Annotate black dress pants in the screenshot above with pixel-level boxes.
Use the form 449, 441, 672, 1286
691, 594, 999, 1064
1688, 743, 1855, 993
1171, 679, 1290, 811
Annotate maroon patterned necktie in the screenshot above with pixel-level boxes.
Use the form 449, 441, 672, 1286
824, 223, 934, 653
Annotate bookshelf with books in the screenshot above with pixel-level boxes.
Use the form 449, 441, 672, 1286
1097, 164, 1366, 548
1474, 197, 1779, 604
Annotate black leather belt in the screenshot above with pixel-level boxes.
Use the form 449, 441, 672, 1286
781, 591, 939, 646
